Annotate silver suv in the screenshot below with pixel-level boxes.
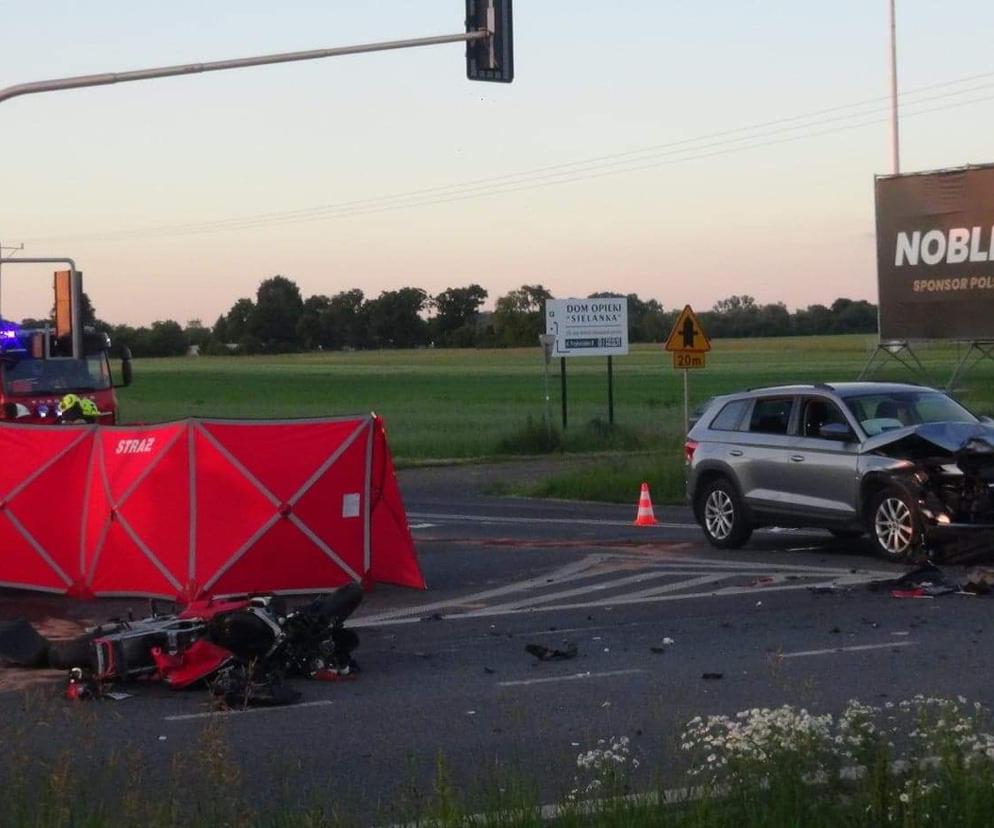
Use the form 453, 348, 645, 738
686, 382, 994, 561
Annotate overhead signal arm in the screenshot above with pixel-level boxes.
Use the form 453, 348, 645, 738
0, 3, 511, 105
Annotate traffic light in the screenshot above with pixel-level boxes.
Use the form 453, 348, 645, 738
54, 270, 72, 338
466, 0, 513, 83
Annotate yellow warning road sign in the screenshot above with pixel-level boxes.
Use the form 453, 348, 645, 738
664, 305, 710, 354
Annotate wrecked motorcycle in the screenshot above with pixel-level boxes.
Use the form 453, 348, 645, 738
50, 583, 363, 705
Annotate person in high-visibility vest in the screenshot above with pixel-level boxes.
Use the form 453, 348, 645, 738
57, 393, 106, 424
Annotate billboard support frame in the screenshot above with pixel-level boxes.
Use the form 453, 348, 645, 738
947, 340, 994, 390
857, 339, 927, 382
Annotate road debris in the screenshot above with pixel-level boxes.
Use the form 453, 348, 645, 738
702, 672, 724, 681
525, 642, 578, 662
808, 585, 848, 595
962, 567, 994, 595
868, 563, 958, 598
0, 617, 49, 667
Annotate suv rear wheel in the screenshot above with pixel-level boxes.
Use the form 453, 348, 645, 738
698, 478, 752, 549
868, 487, 922, 562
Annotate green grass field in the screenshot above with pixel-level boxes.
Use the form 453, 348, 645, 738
115, 336, 994, 501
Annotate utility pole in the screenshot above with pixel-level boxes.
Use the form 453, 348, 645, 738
888, 0, 901, 174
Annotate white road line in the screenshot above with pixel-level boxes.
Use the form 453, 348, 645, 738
600, 573, 729, 603
407, 511, 847, 537
407, 511, 699, 530
164, 700, 334, 722
482, 570, 717, 613
446, 578, 854, 619
779, 641, 916, 659
408, 522, 436, 530
355, 554, 606, 624
498, 669, 646, 688
359, 574, 882, 627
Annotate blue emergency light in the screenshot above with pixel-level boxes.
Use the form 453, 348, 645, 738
0, 319, 27, 355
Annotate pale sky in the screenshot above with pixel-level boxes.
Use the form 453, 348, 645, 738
2, 1, 994, 326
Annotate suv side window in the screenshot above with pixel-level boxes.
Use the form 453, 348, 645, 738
800, 397, 849, 438
709, 399, 749, 431
748, 397, 793, 435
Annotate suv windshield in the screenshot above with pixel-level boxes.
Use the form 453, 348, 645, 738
1, 356, 111, 396
842, 390, 977, 436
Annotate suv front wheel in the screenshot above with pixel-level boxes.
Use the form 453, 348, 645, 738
868, 487, 922, 562
698, 478, 752, 549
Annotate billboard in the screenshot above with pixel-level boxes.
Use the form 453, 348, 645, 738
876, 164, 994, 340
545, 297, 628, 358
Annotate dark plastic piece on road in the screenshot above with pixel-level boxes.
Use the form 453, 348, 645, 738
702, 672, 724, 680
809, 585, 847, 595
525, 642, 578, 661
421, 613, 445, 622
649, 646, 666, 654
869, 563, 957, 597
0, 617, 50, 667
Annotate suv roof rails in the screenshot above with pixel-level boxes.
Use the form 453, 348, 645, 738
744, 383, 816, 392
814, 382, 835, 391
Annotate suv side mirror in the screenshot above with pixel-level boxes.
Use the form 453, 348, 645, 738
819, 422, 852, 442
119, 347, 133, 388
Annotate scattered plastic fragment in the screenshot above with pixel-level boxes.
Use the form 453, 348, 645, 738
702, 672, 723, 680
525, 642, 578, 662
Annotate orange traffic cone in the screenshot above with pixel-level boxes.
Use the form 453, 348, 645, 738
634, 482, 658, 526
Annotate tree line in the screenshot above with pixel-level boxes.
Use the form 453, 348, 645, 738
19, 276, 878, 357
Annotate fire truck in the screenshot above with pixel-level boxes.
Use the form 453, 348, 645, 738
0, 269, 132, 424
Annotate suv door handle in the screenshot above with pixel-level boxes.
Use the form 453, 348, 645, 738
729, 449, 743, 457
790, 454, 805, 462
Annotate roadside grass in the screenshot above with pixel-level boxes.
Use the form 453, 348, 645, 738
6, 694, 994, 826
516, 452, 687, 505
112, 336, 994, 500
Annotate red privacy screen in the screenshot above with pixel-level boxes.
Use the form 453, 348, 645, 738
0, 415, 424, 601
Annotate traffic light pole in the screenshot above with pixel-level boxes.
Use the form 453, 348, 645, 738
0, 30, 491, 105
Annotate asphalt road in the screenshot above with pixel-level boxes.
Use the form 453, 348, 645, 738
2, 463, 993, 821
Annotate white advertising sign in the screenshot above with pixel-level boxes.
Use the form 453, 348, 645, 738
545, 297, 629, 358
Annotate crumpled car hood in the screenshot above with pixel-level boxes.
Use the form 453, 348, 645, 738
863, 421, 994, 459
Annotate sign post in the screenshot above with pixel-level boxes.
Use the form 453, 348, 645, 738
538, 333, 556, 439
607, 355, 614, 425
545, 297, 629, 429
664, 305, 710, 436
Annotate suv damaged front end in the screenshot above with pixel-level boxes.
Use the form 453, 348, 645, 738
866, 423, 994, 554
